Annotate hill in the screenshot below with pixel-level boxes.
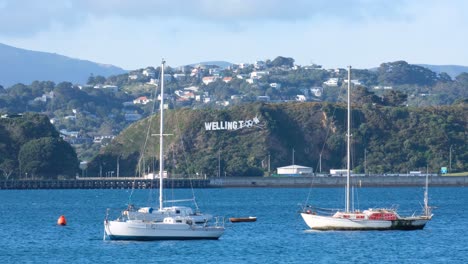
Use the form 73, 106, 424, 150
416, 64, 468, 78
0, 43, 127, 87
0, 113, 79, 179
87, 102, 467, 177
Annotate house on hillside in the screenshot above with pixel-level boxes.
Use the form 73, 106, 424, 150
250, 71, 268, 79
142, 68, 156, 78
202, 76, 218, 85
133, 96, 152, 105
323, 78, 339, 86
269, 83, 281, 89
296, 95, 307, 102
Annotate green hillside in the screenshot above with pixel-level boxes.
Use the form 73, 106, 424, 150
87, 102, 467, 177
0, 113, 79, 179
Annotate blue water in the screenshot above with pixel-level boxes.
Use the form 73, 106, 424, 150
0, 187, 467, 263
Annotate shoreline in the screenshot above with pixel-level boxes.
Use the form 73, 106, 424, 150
0, 176, 467, 189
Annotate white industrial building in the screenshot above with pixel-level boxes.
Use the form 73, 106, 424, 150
277, 165, 313, 176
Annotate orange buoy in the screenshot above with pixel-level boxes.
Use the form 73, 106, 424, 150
57, 215, 67, 226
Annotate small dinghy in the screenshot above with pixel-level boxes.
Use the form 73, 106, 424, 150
229, 216, 257, 223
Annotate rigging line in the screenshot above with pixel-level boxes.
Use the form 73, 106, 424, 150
130, 67, 160, 206
173, 109, 199, 211
305, 85, 348, 206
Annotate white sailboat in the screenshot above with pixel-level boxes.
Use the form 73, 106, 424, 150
104, 60, 225, 240
301, 66, 433, 231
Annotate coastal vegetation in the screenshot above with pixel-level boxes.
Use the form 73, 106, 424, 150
87, 102, 467, 178
0, 113, 79, 179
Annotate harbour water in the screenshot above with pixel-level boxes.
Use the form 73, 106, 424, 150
1, 187, 467, 263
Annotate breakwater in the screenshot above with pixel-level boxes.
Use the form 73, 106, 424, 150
211, 176, 468, 187
0, 178, 210, 190
0, 176, 467, 190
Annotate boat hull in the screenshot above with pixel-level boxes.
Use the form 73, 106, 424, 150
390, 218, 429, 230
301, 213, 430, 231
301, 213, 391, 230
104, 220, 224, 240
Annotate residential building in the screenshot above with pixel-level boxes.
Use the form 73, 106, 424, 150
133, 96, 152, 105
323, 78, 339, 86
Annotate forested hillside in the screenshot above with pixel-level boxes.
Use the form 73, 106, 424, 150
88, 102, 467, 177
0, 113, 79, 179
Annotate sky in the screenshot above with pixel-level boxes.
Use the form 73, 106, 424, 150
1, 0, 467, 70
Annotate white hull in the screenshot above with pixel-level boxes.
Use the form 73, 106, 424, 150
104, 220, 224, 240
301, 213, 430, 231
301, 213, 391, 230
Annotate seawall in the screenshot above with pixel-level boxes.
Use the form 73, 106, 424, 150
210, 176, 468, 187
0, 176, 466, 190
0, 178, 210, 190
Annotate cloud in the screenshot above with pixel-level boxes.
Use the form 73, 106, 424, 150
0, 0, 410, 37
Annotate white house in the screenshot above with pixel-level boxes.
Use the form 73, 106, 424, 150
128, 74, 139, 80
250, 71, 268, 79
202, 76, 217, 85
133, 96, 152, 105
277, 165, 313, 176
296, 95, 307, 102
344, 79, 362, 86
142, 68, 156, 77
323, 78, 339, 86
270, 83, 281, 89
173, 73, 187, 80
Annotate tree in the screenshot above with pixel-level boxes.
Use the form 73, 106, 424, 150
352, 86, 382, 105
377, 61, 438, 86
18, 137, 79, 179
269, 56, 295, 68
382, 90, 408, 106
0, 159, 16, 180
438, 72, 452, 83
455, 72, 468, 84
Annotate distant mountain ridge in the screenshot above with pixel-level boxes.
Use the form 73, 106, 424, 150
0, 43, 127, 88
185, 61, 233, 69
417, 64, 468, 78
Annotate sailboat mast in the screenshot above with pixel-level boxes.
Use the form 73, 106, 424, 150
159, 59, 166, 211
424, 167, 429, 216
346, 66, 351, 213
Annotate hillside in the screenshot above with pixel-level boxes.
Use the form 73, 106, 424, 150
0, 113, 79, 179
0, 43, 127, 87
87, 102, 467, 177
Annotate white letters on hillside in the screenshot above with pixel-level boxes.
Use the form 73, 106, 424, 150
205, 116, 262, 131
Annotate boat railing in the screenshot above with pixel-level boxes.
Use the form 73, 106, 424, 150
301, 205, 341, 216
213, 216, 225, 228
